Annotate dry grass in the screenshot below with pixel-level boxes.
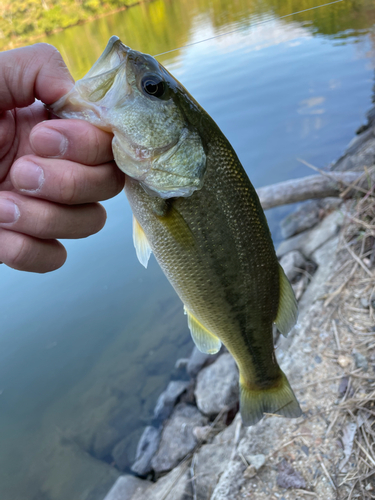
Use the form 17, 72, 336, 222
324, 172, 375, 499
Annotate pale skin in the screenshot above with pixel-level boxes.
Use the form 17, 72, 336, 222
0, 43, 125, 273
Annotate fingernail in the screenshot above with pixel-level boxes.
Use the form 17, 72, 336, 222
30, 127, 68, 157
13, 160, 45, 192
0, 199, 20, 224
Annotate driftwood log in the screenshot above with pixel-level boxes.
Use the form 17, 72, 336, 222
256, 170, 375, 210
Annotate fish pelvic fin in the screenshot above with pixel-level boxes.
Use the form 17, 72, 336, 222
239, 371, 302, 426
274, 264, 298, 337
133, 215, 152, 268
184, 307, 222, 354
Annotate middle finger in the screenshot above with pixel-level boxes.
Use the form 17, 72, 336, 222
11, 155, 125, 204
30, 119, 114, 166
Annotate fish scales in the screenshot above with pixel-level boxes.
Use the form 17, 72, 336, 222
50, 36, 302, 425
127, 134, 280, 386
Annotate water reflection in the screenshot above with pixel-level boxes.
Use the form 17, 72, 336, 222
1, 0, 375, 499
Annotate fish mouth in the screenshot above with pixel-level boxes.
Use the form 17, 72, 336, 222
49, 36, 131, 129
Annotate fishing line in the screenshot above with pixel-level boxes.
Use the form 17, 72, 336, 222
153, 0, 343, 57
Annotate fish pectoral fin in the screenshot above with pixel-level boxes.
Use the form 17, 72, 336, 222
239, 371, 302, 426
274, 264, 298, 338
184, 307, 222, 354
133, 215, 152, 268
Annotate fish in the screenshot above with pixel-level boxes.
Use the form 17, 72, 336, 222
50, 36, 302, 426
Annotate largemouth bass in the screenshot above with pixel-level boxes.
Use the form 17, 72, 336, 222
51, 36, 302, 425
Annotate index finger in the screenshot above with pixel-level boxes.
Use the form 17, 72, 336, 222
0, 43, 73, 112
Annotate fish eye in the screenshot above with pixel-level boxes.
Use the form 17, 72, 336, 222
141, 75, 167, 99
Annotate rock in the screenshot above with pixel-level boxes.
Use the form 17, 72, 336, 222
103, 475, 150, 500
112, 427, 144, 472
319, 197, 344, 212
135, 462, 192, 500
338, 354, 351, 369
193, 438, 233, 499
292, 276, 307, 301
280, 200, 321, 239
210, 459, 246, 500
279, 250, 308, 282
151, 403, 207, 474
243, 454, 266, 478
174, 358, 189, 370
353, 350, 368, 371
276, 210, 343, 258
192, 425, 212, 443
361, 297, 370, 308
280, 198, 343, 240
131, 426, 161, 476
195, 353, 239, 418
153, 380, 190, 421
331, 109, 375, 172
246, 454, 266, 471
187, 346, 220, 378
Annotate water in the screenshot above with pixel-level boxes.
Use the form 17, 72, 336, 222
1, 0, 375, 498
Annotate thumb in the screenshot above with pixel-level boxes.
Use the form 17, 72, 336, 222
0, 43, 74, 112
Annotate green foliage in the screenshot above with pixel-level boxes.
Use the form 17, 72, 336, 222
0, 0, 131, 49
0, 0, 375, 52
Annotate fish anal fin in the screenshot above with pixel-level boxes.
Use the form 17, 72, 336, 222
184, 307, 221, 354
274, 264, 298, 337
239, 371, 302, 426
133, 215, 152, 268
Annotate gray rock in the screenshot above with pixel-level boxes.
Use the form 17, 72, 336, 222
187, 346, 220, 378
276, 210, 343, 258
174, 358, 189, 370
103, 475, 150, 500
195, 353, 239, 418
281, 200, 321, 239
193, 439, 233, 499
135, 462, 192, 500
210, 459, 246, 500
353, 350, 368, 371
112, 427, 144, 471
279, 250, 308, 282
361, 297, 370, 308
151, 403, 207, 474
331, 117, 375, 172
319, 197, 344, 212
247, 453, 266, 471
131, 426, 161, 476
153, 380, 190, 421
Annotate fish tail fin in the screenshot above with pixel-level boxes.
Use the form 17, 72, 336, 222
239, 371, 302, 426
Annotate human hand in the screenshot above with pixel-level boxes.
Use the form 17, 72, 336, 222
0, 43, 125, 273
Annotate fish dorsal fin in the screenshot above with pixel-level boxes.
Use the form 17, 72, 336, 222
274, 264, 298, 338
184, 307, 222, 354
133, 215, 152, 268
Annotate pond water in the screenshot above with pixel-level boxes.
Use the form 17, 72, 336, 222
1, 0, 375, 498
